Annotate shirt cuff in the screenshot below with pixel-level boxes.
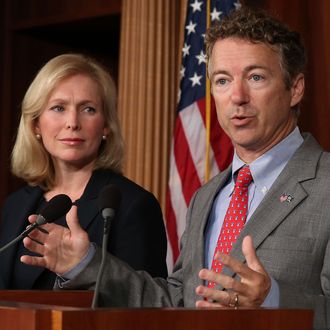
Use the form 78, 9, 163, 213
261, 276, 280, 307
57, 243, 96, 281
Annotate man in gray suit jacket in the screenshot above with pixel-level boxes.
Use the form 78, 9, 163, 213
21, 7, 330, 329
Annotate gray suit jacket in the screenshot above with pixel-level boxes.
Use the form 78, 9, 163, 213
60, 133, 330, 329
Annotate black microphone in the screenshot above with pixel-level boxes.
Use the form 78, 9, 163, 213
0, 194, 72, 254
92, 184, 122, 308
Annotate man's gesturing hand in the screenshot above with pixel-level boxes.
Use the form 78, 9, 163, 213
21, 205, 90, 275
195, 235, 271, 308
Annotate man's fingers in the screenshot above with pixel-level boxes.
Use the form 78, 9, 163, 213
198, 268, 248, 299
26, 234, 44, 245
66, 205, 84, 235
196, 299, 225, 308
198, 268, 240, 291
36, 226, 49, 234
242, 235, 267, 275
20, 255, 46, 268
214, 251, 253, 281
23, 236, 45, 255
27, 214, 38, 224
21, 236, 47, 268
196, 236, 271, 308
198, 268, 220, 283
213, 236, 267, 280
26, 227, 47, 242
195, 284, 241, 307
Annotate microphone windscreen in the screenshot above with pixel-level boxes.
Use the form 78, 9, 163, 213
98, 184, 122, 212
40, 194, 72, 223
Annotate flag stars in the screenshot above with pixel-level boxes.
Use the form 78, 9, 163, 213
182, 43, 191, 57
185, 20, 197, 35
210, 7, 222, 21
195, 50, 206, 65
190, 0, 203, 13
180, 65, 186, 78
189, 72, 202, 86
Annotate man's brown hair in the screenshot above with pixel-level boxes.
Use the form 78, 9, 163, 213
206, 7, 306, 88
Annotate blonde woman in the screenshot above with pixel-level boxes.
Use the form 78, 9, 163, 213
0, 54, 167, 289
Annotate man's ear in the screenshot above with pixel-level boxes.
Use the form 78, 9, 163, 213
290, 73, 305, 108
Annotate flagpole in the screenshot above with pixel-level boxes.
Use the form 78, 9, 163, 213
205, 0, 211, 182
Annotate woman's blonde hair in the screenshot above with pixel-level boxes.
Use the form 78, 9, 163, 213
11, 53, 124, 190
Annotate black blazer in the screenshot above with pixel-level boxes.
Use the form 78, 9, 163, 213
0, 170, 168, 289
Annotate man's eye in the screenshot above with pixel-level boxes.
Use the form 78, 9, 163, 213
251, 75, 263, 81
216, 78, 227, 85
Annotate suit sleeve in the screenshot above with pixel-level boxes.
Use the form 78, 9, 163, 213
55, 214, 193, 307
55, 190, 201, 308
56, 247, 181, 307
276, 236, 330, 330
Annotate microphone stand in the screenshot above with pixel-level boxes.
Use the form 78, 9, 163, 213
91, 210, 113, 308
0, 222, 44, 254
0, 194, 71, 255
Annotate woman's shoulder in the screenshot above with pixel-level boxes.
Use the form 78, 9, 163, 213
3, 185, 42, 208
94, 169, 155, 198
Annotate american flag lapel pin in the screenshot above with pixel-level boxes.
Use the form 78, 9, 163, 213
280, 193, 294, 203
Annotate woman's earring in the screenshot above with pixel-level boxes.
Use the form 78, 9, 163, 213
102, 135, 107, 141
36, 134, 41, 140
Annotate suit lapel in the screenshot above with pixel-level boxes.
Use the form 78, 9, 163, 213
229, 175, 308, 263
190, 166, 232, 292
222, 134, 322, 278
76, 170, 113, 231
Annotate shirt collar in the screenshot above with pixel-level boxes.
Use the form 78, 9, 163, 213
231, 127, 304, 193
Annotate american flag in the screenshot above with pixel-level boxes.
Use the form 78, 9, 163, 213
166, 0, 240, 268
